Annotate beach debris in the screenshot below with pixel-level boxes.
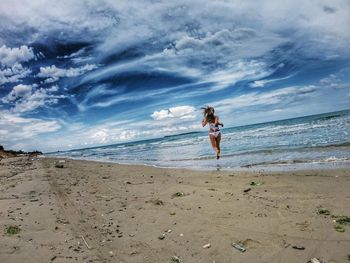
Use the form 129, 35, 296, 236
146, 198, 164, 205
334, 224, 345, 232
158, 234, 166, 240
50, 255, 57, 261
296, 221, 311, 231
307, 258, 323, 263
81, 235, 91, 249
232, 242, 246, 252
109, 251, 114, 257
317, 207, 330, 215
6, 225, 21, 235
172, 192, 185, 198
171, 256, 182, 262
243, 188, 251, 193
250, 181, 264, 186
170, 212, 176, 215
179, 233, 184, 237
203, 243, 211, 249
56, 218, 69, 225
167, 229, 172, 233
282, 239, 291, 248
55, 164, 64, 168
333, 215, 350, 225
310, 259, 320, 263
330, 215, 350, 232
292, 245, 305, 250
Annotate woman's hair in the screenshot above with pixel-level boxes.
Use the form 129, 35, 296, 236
202, 106, 215, 123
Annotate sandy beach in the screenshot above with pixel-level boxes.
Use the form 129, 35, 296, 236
1, 157, 349, 263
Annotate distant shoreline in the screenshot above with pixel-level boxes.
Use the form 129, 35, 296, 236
0, 145, 42, 159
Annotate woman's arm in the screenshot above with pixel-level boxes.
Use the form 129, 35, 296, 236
214, 116, 219, 125
215, 116, 223, 127
202, 118, 207, 127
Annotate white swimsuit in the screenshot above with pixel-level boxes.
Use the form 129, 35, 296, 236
209, 123, 221, 137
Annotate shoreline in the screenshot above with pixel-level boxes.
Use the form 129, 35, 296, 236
44, 154, 350, 173
1, 157, 349, 263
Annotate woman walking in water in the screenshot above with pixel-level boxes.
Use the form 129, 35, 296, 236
201, 106, 223, 159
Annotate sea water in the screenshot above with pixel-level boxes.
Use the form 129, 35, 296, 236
48, 110, 350, 171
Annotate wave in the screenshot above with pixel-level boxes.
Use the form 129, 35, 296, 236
162, 141, 350, 162
240, 156, 350, 168
315, 114, 343, 121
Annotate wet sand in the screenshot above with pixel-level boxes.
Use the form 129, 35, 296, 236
1, 157, 349, 263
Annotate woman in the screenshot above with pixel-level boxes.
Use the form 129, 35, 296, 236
201, 106, 223, 159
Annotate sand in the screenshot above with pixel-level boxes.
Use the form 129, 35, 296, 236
0, 157, 349, 263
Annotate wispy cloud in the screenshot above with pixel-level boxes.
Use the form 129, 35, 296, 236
0, 111, 61, 147
213, 86, 317, 112
37, 64, 97, 83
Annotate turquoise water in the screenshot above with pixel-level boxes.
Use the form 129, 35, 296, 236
48, 109, 350, 171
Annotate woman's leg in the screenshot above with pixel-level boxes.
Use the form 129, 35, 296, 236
209, 135, 219, 156
215, 133, 221, 159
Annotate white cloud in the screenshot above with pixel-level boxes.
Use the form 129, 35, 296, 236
88, 129, 140, 143
58, 47, 86, 59
0, 45, 34, 84
167, 28, 286, 62
159, 124, 200, 133
206, 60, 272, 90
151, 106, 196, 120
0, 111, 61, 146
0, 63, 32, 85
213, 86, 317, 111
2, 84, 65, 113
319, 74, 350, 89
0, 45, 35, 67
89, 129, 109, 143
13, 88, 64, 113
2, 84, 33, 102
250, 80, 266, 88
37, 64, 98, 83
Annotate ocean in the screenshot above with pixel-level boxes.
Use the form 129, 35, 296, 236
48, 109, 350, 171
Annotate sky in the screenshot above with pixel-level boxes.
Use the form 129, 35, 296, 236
0, 0, 350, 152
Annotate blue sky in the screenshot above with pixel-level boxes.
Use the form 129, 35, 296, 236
0, 0, 349, 152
